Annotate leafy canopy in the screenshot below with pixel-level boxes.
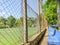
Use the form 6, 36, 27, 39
43, 0, 57, 25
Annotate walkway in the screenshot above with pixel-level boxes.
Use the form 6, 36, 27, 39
38, 30, 48, 45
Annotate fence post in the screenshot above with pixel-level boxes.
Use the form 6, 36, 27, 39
23, 0, 28, 43
57, 0, 60, 30
42, 10, 44, 30
38, 0, 41, 32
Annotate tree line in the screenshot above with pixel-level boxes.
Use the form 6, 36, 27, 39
0, 15, 37, 28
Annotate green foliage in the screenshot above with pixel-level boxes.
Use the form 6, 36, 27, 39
15, 19, 22, 27
43, 0, 57, 25
27, 19, 32, 27
0, 16, 23, 28
0, 16, 6, 25
0, 16, 37, 28
6, 15, 16, 27
27, 18, 36, 27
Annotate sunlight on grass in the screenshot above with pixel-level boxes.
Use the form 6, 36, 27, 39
0, 27, 38, 45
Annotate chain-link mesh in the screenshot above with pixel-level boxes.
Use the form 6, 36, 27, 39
0, 0, 42, 45
0, 0, 23, 45
27, 0, 39, 39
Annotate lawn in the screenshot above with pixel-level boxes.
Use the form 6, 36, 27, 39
0, 27, 38, 45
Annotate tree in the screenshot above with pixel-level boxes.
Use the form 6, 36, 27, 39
43, 0, 57, 25
20, 17, 23, 26
27, 18, 32, 27
6, 15, 16, 27
0, 16, 6, 25
27, 17, 36, 27
15, 19, 22, 27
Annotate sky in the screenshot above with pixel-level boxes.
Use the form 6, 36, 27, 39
0, 0, 46, 18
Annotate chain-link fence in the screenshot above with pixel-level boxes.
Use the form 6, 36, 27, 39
27, 0, 39, 39
0, 0, 42, 45
0, 0, 24, 45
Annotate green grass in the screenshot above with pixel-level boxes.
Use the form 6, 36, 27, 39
0, 27, 38, 45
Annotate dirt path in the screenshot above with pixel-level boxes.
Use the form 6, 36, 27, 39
38, 30, 48, 45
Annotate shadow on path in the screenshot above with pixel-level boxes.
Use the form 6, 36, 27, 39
37, 30, 47, 45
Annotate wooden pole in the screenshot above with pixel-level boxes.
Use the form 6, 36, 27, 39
23, 0, 28, 43
38, 0, 41, 32
57, 0, 60, 30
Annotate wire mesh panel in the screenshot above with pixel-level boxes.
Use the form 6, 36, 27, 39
27, 0, 39, 39
0, 0, 42, 45
0, 0, 23, 45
